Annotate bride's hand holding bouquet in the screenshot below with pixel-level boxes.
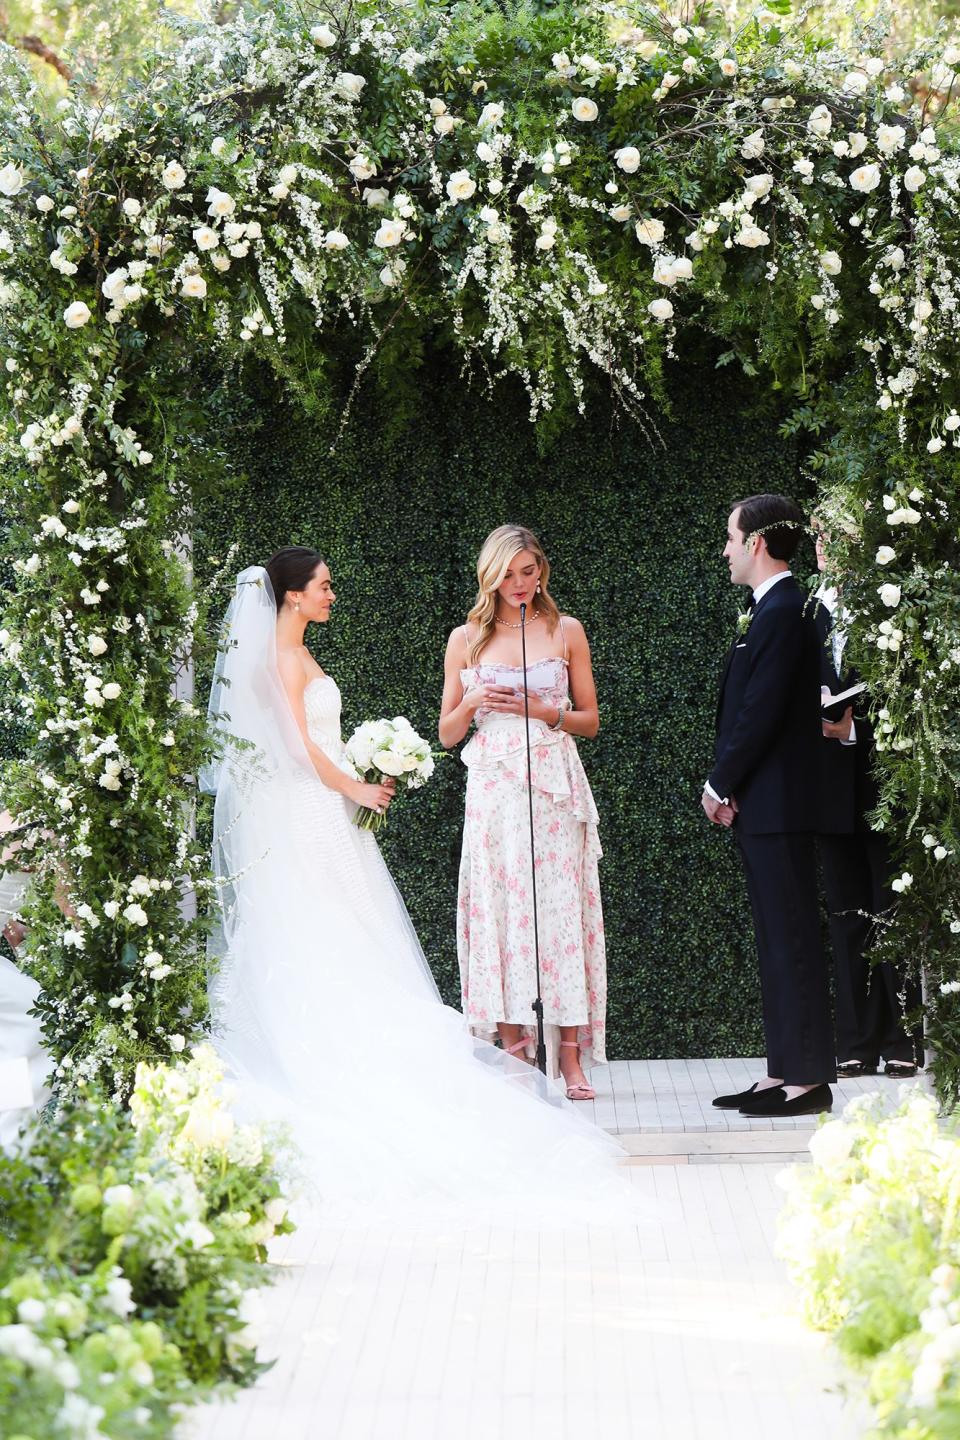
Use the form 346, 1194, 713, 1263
344, 716, 438, 831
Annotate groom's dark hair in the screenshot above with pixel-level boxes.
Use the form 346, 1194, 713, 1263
266, 546, 326, 609
731, 494, 806, 562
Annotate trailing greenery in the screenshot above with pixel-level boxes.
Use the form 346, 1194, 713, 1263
0, 1045, 293, 1437
0, 0, 956, 1095
194, 359, 806, 1058
779, 1094, 960, 1434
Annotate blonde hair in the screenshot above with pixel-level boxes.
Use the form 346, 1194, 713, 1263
466, 525, 560, 664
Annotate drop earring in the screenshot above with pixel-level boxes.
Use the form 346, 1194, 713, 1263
536, 582, 542, 594
294, 600, 301, 612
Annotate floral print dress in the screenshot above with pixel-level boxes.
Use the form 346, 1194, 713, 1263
456, 643, 607, 1077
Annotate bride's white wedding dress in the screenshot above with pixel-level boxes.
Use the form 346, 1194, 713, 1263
204, 568, 637, 1230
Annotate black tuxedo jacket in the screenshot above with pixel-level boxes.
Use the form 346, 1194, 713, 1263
710, 575, 821, 835
814, 600, 879, 833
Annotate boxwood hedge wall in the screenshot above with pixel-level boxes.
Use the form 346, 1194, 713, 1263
194, 362, 809, 1058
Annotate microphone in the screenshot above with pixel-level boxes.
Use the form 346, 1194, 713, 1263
518, 598, 547, 1076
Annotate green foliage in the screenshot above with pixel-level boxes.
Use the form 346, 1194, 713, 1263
193, 358, 807, 1057
0, 1045, 292, 1436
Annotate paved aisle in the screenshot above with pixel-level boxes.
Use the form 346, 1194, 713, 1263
185, 1159, 865, 1440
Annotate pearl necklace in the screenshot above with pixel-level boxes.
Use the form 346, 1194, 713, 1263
494, 609, 543, 628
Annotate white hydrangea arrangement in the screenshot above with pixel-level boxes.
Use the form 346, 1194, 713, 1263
344, 716, 437, 831
778, 1091, 960, 1433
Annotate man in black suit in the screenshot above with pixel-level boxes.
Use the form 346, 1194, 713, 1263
813, 529, 920, 1078
703, 494, 835, 1117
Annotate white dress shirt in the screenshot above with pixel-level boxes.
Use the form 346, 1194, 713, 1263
815, 584, 856, 746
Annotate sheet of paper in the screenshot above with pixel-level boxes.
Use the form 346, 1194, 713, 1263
820, 681, 867, 709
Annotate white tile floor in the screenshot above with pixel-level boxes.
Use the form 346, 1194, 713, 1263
183, 1058, 911, 1440
586, 1055, 928, 1138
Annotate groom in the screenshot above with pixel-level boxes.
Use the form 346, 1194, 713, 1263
702, 494, 835, 1117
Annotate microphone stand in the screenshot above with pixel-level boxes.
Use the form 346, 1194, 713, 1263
520, 601, 548, 1076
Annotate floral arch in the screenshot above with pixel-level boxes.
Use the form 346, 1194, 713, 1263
0, 0, 957, 1104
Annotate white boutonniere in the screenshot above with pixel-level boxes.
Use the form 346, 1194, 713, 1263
736, 608, 753, 637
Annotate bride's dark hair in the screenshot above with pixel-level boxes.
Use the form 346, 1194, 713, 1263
265, 546, 326, 610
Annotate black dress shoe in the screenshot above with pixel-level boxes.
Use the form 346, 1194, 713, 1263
837, 1060, 878, 1078
883, 1060, 918, 1077
712, 1082, 780, 1110
741, 1083, 833, 1117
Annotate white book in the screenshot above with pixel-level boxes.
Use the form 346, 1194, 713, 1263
821, 681, 867, 709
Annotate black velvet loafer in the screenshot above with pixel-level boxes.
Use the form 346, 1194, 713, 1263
741, 1083, 832, 1117
712, 1082, 780, 1110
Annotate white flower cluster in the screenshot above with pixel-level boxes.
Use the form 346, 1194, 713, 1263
345, 715, 435, 786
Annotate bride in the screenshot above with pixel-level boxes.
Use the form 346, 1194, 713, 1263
203, 548, 635, 1228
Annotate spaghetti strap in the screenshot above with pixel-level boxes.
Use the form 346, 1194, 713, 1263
558, 614, 568, 661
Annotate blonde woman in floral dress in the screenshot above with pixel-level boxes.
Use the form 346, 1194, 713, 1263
440, 525, 607, 1099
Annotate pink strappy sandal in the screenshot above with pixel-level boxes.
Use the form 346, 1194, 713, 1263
560, 1039, 596, 1100
504, 1037, 532, 1063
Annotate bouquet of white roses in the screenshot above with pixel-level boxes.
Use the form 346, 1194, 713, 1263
344, 716, 437, 831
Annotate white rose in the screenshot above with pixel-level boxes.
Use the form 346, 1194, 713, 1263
876, 124, 906, 156
122, 198, 141, 218
63, 301, 91, 329
745, 173, 773, 197
0, 163, 25, 197
210, 136, 227, 156
610, 203, 631, 222
615, 146, 641, 174
445, 170, 477, 203
849, 163, 881, 193
671, 255, 693, 280
735, 223, 770, 248
848, 132, 868, 156
478, 102, 505, 128
265, 1197, 288, 1225
429, 97, 447, 116
571, 97, 599, 122
878, 583, 901, 607
634, 217, 665, 247
310, 23, 336, 47
719, 58, 738, 78
914, 298, 933, 321
945, 412, 960, 432
372, 749, 407, 777
807, 104, 833, 137
324, 230, 349, 250
434, 114, 456, 137
278, 164, 298, 186
169, 1033, 186, 1051
102, 682, 121, 699
903, 165, 926, 193
843, 71, 868, 95
363, 186, 389, 208
927, 436, 943, 454
334, 72, 367, 101
349, 154, 377, 181
741, 129, 765, 160
35, 194, 55, 213
820, 250, 842, 275
192, 225, 219, 252
535, 231, 555, 252
103, 901, 120, 919
122, 902, 148, 926
161, 160, 187, 189
206, 186, 236, 217
181, 274, 207, 299
875, 546, 896, 566
211, 253, 231, 272
648, 297, 674, 321
374, 219, 405, 248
